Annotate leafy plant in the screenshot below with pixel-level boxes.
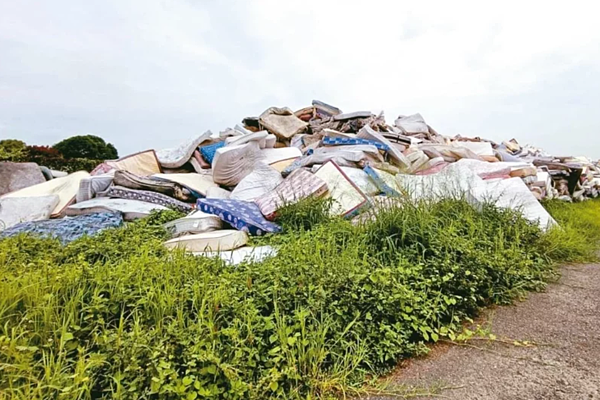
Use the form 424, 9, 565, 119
0, 199, 598, 399
0, 139, 27, 161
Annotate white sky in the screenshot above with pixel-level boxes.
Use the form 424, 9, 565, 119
1, 0, 600, 158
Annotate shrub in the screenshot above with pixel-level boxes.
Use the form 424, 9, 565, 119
0, 139, 27, 161
0, 199, 598, 399
54, 135, 118, 160
26, 145, 61, 158
25, 156, 104, 173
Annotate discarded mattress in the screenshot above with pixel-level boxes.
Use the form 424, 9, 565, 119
105, 150, 162, 176
255, 168, 328, 220
76, 173, 114, 203
396, 162, 484, 201
313, 99, 342, 118
0, 195, 59, 231
212, 142, 262, 187
97, 186, 193, 213
196, 245, 278, 266
225, 130, 268, 147
313, 144, 383, 160
259, 147, 303, 165
270, 158, 298, 173
259, 107, 308, 139
340, 167, 380, 196
164, 230, 248, 252
205, 186, 232, 199
0, 162, 46, 196
417, 144, 481, 162
451, 141, 494, 157
163, 210, 222, 237
448, 159, 512, 180
357, 126, 410, 169
394, 113, 429, 134
363, 166, 400, 196
200, 141, 225, 164
113, 170, 194, 202
230, 163, 284, 202
0, 211, 123, 244
197, 198, 282, 236
321, 136, 390, 151
66, 198, 168, 221
471, 177, 557, 230
155, 131, 212, 169
333, 111, 372, 121
314, 161, 369, 217
152, 173, 218, 197
2, 171, 90, 218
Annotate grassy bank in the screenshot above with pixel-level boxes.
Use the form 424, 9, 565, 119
1, 198, 599, 399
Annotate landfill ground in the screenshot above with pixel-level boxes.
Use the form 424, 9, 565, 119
371, 263, 600, 400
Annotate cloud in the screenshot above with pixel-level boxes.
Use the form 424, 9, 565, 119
0, 0, 599, 158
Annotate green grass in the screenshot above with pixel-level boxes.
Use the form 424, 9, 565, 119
542, 199, 600, 262
0, 197, 599, 399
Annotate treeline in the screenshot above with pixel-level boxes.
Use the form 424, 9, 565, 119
0, 135, 118, 173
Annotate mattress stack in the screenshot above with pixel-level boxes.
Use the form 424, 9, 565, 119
3, 99, 600, 248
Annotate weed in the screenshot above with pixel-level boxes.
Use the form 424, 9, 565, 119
0, 198, 599, 399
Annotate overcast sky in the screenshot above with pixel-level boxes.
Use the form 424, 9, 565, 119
1, 1, 599, 158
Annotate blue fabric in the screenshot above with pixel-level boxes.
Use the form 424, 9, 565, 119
363, 165, 399, 197
197, 198, 281, 236
200, 142, 225, 164
281, 157, 305, 178
322, 136, 390, 151
0, 212, 123, 244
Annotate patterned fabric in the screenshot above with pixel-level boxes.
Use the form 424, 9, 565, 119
363, 165, 400, 196
113, 170, 194, 202
0, 212, 123, 244
197, 198, 281, 236
255, 169, 328, 220
322, 136, 390, 151
98, 186, 193, 213
199, 142, 225, 164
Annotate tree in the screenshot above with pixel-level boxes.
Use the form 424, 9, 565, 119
53, 135, 119, 160
0, 139, 27, 161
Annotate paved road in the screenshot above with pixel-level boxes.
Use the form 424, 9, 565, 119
370, 263, 600, 400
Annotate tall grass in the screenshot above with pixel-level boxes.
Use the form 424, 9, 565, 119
542, 199, 600, 262
0, 197, 599, 399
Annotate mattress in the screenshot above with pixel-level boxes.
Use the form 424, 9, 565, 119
0, 195, 59, 231
66, 198, 168, 221
152, 173, 218, 197
97, 186, 193, 213
197, 198, 281, 236
113, 170, 194, 202
163, 210, 222, 237
255, 168, 327, 220
2, 171, 90, 218
0, 211, 123, 244
164, 230, 248, 252
314, 161, 369, 217
155, 131, 213, 169
105, 149, 162, 176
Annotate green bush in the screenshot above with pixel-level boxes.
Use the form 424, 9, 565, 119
25, 156, 104, 173
0, 139, 27, 161
0, 199, 598, 399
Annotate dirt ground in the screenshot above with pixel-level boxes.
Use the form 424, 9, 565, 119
369, 263, 600, 400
